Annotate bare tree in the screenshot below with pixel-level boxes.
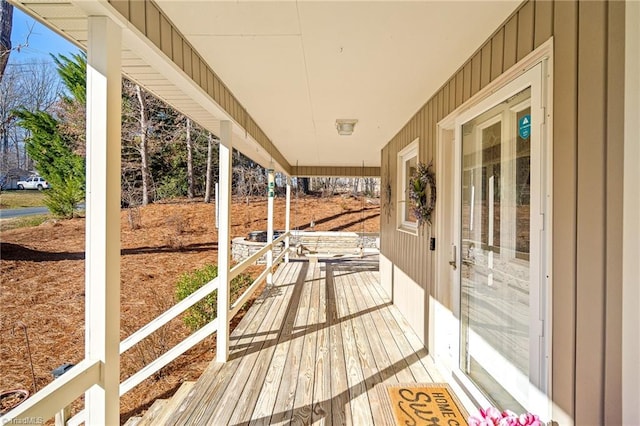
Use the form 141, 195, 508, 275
351, 177, 360, 195
0, 66, 17, 170
204, 132, 214, 203
299, 177, 310, 194
313, 177, 338, 197
1, 60, 62, 171
186, 117, 194, 199
134, 84, 152, 205
19, 61, 60, 111
0, 0, 13, 81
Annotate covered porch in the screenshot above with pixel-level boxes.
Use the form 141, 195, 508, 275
127, 256, 441, 425
3, 0, 638, 424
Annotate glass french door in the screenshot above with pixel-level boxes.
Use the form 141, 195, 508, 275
456, 63, 547, 414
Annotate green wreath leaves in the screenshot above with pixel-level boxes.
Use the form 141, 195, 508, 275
409, 162, 436, 226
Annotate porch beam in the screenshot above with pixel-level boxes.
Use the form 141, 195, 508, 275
266, 168, 275, 284
84, 16, 121, 426
216, 121, 232, 362
291, 165, 380, 178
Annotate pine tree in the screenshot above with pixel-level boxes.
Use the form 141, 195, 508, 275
13, 53, 86, 218
14, 109, 84, 217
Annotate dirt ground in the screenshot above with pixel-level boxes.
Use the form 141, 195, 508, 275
0, 194, 380, 422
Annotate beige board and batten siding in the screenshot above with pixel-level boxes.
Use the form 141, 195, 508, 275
379, 0, 625, 424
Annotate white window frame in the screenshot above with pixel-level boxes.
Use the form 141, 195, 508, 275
397, 138, 419, 233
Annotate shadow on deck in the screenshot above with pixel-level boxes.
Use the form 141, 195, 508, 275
132, 254, 442, 425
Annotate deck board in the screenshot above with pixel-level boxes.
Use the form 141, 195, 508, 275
246, 260, 303, 425
268, 262, 313, 425
331, 261, 373, 425
206, 274, 289, 422
212, 263, 301, 425
164, 255, 440, 426
340, 261, 384, 424
290, 262, 320, 425
311, 264, 331, 425
325, 262, 352, 425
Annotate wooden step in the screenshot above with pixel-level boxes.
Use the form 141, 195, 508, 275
123, 416, 142, 426
152, 381, 196, 425
136, 399, 168, 426
163, 362, 225, 425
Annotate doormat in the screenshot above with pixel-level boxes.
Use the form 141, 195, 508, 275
376, 383, 469, 426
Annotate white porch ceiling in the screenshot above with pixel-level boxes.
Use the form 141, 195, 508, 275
153, 1, 520, 168
13, 0, 521, 171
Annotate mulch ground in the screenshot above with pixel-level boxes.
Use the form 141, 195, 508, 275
0, 194, 380, 422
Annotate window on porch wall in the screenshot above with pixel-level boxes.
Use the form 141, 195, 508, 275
397, 139, 418, 232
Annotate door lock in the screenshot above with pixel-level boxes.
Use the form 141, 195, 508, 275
449, 245, 457, 270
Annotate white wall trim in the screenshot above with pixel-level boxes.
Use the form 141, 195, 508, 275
396, 138, 419, 234
623, 1, 640, 423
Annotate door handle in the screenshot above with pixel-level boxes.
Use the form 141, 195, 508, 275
461, 258, 474, 266
449, 245, 457, 270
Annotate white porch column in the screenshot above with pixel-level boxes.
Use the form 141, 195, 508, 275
285, 177, 291, 263
266, 168, 275, 284
84, 16, 121, 426
216, 121, 232, 362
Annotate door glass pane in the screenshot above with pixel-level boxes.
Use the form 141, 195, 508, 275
460, 87, 531, 412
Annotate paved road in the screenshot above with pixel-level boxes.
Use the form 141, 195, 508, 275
0, 206, 50, 219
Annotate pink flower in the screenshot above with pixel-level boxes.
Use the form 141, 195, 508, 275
469, 407, 542, 426
516, 412, 542, 426
468, 407, 504, 425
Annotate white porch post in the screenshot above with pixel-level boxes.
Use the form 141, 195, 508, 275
285, 177, 291, 263
266, 168, 275, 284
216, 121, 232, 362
84, 16, 121, 426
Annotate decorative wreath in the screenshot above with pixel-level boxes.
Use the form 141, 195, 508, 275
409, 161, 436, 226
383, 177, 393, 220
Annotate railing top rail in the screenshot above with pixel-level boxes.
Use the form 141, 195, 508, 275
0, 359, 101, 424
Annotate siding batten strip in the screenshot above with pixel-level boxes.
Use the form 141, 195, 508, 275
604, 1, 625, 423
504, 14, 518, 70
481, 43, 492, 88
575, 1, 607, 423
492, 28, 505, 79
517, 1, 535, 61
534, 0, 553, 48
551, 1, 578, 423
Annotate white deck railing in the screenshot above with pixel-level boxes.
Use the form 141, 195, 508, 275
0, 359, 100, 423
0, 232, 290, 425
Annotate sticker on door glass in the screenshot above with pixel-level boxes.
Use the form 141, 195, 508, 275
518, 114, 531, 139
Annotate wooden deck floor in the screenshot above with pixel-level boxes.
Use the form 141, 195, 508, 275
164, 255, 441, 425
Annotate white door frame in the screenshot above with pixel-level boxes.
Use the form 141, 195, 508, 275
436, 40, 553, 419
